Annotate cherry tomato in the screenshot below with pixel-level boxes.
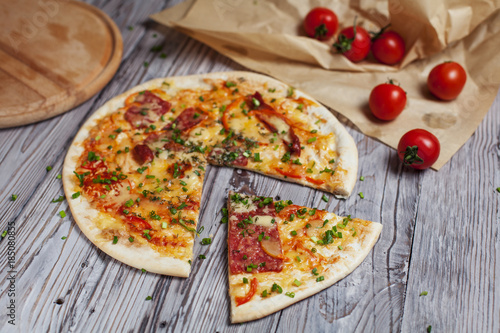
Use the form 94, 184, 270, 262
397, 129, 440, 170
371, 30, 405, 65
427, 62, 467, 100
333, 19, 371, 62
304, 7, 338, 41
369, 82, 407, 120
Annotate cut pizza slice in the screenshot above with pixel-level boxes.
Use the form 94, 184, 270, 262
226, 191, 382, 323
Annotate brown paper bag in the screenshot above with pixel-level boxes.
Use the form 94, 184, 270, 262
152, 0, 500, 169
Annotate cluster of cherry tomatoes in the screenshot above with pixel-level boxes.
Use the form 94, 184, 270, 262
304, 7, 405, 65
304, 7, 468, 170
368, 61, 466, 169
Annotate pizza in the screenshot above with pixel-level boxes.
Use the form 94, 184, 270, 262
62, 71, 359, 277
226, 192, 382, 323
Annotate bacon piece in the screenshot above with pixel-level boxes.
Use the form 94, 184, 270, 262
247, 92, 301, 157
124, 91, 171, 129
287, 128, 302, 156
163, 140, 186, 152
164, 107, 207, 132
246, 91, 268, 112
132, 144, 154, 165
254, 112, 278, 133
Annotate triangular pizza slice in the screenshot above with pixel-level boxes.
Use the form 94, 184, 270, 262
226, 191, 382, 323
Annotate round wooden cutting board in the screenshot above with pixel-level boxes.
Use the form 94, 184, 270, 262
0, 0, 123, 128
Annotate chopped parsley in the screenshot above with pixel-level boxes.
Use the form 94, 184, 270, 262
201, 238, 212, 245
112, 236, 118, 244
51, 196, 65, 203
11, 194, 17, 201
137, 166, 148, 174
46, 166, 52, 172
271, 283, 283, 294
59, 211, 66, 218
281, 152, 291, 163
150, 45, 162, 52
319, 167, 334, 174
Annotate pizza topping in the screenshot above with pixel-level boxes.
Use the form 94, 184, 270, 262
228, 194, 284, 274
124, 214, 152, 234
208, 147, 248, 167
235, 277, 258, 306
260, 238, 284, 259
164, 107, 207, 132
247, 92, 301, 157
124, 91, 171, 128
132, 144, 154, 165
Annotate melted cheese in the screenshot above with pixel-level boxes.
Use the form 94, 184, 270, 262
76, 78, 352, 270
231, 201, 258, 214
252, 215, 280, 228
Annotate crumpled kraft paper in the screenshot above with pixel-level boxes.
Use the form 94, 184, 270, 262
151, 0, 500, 170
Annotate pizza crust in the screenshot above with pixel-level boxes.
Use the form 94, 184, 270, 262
230, 221, 382, 323
63, 71, 359, 277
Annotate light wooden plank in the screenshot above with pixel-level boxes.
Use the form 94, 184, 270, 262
1, 0, 499, 332
401, 92, 500, 333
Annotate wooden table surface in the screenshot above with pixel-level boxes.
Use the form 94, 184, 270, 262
1, 1, 499, 332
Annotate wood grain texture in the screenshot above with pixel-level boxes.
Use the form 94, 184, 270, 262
0, 0, 499, 332
0, 0, 123, 128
